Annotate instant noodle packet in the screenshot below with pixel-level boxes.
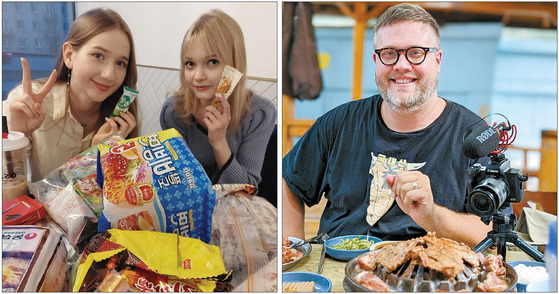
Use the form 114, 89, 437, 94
97, 128, 215, 243
211, 65, 243, 111
73, 229, 230, 292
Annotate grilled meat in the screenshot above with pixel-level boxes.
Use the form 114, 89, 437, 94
353, 232, 510, 292
354, 271, 390, 292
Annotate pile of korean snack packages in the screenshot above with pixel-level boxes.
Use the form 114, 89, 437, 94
23, 128, 277, 292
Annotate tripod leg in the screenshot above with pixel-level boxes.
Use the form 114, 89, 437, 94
496, 236, 507, 261
513, 236, 544, 261
474, 236, 494, 253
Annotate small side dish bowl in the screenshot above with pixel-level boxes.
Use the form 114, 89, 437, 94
283, 271, 332, 292
324, 235, 381, 261
507, 260, 546, 292
282, 237, 312, 271
526, 277, 550, 292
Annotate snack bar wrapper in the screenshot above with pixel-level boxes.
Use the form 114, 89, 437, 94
97, 128, 215, 243
110, 85, 138, 117
211, 65, 243, 111
73, 229, 231, 292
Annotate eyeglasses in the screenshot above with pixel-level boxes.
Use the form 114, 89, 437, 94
374, 47, 438, 66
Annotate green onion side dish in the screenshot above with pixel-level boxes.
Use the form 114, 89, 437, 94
331, 236, 375, 250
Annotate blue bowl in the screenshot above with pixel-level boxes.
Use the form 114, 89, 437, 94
507, 261, 546, 292
283, 271, 332, 292
324, 235, 382, 261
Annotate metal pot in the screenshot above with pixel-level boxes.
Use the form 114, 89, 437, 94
344, 251, 518, 292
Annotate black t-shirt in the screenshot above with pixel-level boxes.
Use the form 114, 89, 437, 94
283, 95, 492, 240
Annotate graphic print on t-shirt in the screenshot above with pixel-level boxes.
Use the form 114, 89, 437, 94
366, 152, 425, 226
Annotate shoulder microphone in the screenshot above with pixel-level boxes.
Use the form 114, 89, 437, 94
462, 123, 508, 159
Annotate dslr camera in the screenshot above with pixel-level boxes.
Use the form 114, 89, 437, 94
466, 153, 528, 222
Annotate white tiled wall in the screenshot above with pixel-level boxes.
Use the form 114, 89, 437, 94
136, 65, 277, 136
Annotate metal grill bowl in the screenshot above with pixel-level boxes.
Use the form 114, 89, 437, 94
344, 251, 518, 292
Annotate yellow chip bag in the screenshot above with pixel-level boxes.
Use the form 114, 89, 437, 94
73, 229, 231, 292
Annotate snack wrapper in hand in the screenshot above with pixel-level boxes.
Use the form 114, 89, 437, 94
211, 65, 243, 111
97, 128, 215, 243
73, 229, 230, 292
110, 85, 138, 117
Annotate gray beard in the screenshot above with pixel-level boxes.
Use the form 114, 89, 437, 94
378, 75, 438, 114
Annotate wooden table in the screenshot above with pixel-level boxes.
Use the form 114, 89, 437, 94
284, 243, 537, 292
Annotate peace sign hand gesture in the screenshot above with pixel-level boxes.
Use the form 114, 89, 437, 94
8, 58, 57, 135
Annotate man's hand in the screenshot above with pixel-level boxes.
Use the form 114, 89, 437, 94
386, 170, 491, 247
386, 171, 435, 227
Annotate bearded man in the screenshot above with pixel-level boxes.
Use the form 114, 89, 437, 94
282, 3, 494, 248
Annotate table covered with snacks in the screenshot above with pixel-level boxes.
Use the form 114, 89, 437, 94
2, 129, 278, 292
285, 240, 538, 292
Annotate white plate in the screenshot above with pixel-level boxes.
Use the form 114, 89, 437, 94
526, 278, 550, 292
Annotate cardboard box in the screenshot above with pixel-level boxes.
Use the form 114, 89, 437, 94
2, 195, 46, 225
2, 226, 67, 292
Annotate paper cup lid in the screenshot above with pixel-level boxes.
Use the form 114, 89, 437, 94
3, 131, 29, 151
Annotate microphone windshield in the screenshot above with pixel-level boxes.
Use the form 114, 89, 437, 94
462, 125, 501, 159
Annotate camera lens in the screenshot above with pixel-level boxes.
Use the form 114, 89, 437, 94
468, 177, 509, 217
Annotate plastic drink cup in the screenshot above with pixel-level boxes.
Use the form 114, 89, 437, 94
2, 131, 30, 203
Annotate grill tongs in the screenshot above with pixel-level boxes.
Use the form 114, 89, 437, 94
289, 232, 326, 249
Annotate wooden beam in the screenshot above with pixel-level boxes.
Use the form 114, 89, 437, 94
282, 95, 295, 156
334, 2, 386, 100
420, 2, 557, 19
352, 2, 367, 100
282, 95, 316, 156
313, 2, 557, 28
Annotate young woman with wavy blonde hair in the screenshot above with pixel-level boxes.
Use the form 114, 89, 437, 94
160, 9, 276, 188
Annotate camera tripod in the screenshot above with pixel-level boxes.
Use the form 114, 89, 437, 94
473, 211, 544, 261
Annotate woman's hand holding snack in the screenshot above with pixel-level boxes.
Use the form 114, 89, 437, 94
205, 93, 231, 145
205, 93, 232, 167
8, 58, 57, 135
92, 111, 136, 145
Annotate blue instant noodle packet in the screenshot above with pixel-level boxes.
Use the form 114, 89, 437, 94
96, 128, 215, 243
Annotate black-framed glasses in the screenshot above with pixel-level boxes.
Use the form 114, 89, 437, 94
374, 47, 438, 66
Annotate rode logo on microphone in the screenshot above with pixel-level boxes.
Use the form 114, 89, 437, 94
475, 128, 497, 144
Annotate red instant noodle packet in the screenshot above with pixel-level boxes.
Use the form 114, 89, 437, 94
97, 129, 216, 243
